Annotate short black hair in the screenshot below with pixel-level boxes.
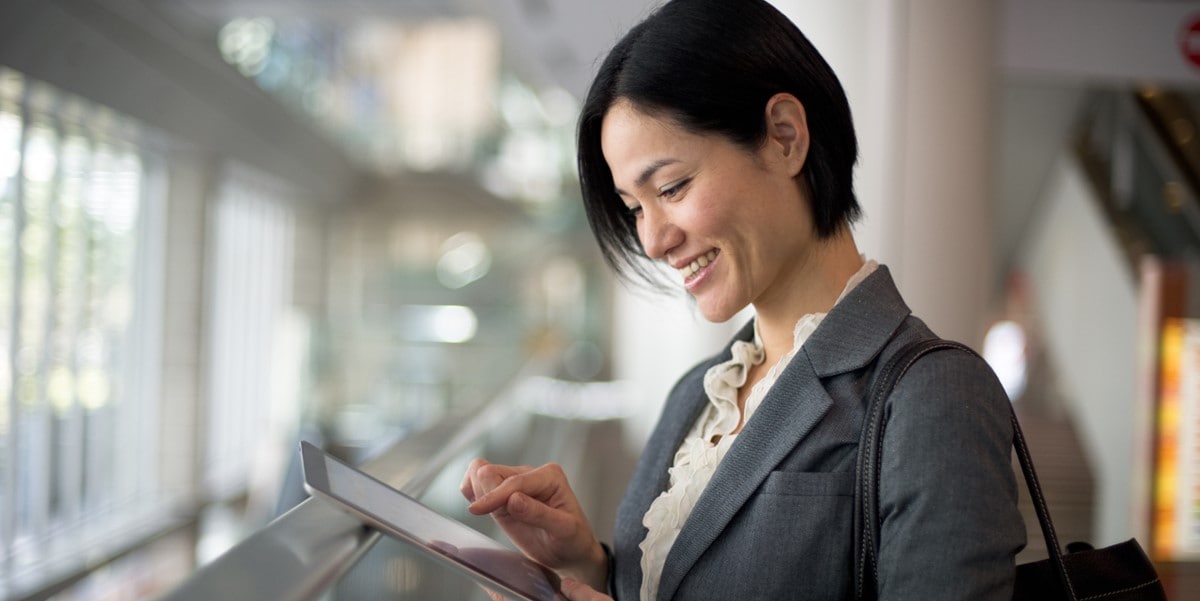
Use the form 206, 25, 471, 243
577, 0, 861, 285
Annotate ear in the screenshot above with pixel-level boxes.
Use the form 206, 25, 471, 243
762, 93, 809, 177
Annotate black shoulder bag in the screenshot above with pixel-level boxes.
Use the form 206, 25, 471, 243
853, 338, 1167, 600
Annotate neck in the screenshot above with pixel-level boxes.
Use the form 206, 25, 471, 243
753, 227, 863, 363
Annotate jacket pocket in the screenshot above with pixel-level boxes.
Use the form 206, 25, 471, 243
760, 470, 854, 496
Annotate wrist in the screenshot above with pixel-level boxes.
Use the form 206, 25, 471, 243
563, 540, 609, 593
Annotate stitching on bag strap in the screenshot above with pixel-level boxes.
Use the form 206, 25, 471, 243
1011, 409, 1077, 600
1077, 578, 1162, 600
855, 339, 924, 599
854, 338, 912, 599
856, 338, 956, 600
867, 342, 944, 583
856, 339, 1084, 601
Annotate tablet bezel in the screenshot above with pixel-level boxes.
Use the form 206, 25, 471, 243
299, 441, 563, 601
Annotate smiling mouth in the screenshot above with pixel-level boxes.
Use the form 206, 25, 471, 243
679, 250, 719, 282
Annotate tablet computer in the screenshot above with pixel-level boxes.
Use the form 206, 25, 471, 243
299, 441, 564, 601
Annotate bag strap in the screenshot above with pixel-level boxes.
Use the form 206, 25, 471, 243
852, 338, 1077, 601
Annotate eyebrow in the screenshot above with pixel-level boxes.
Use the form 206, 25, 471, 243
614, 158, 680, 196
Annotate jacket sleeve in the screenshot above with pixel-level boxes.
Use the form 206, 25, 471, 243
875, 348, 1027, 599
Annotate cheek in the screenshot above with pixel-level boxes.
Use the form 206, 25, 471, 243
695, 199, 743, 242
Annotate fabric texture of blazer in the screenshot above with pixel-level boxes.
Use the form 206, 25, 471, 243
609, 265, 1026, 600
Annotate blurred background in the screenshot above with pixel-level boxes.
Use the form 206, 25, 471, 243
1, 0, 1199, 599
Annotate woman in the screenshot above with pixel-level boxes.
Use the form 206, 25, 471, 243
461, 0, 1025, 599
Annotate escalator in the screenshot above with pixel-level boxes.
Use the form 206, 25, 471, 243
1023, 84, 1200, 597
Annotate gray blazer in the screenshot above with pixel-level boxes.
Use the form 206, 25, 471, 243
610, 266, 1025, 600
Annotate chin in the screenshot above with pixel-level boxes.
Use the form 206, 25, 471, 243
694, 299, 745, 324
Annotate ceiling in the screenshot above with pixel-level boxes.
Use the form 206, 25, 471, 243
152, 0, 654, 100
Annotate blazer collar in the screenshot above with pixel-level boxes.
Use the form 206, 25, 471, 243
694, 265, 912, 378
656, 265, 911, 600
803, 264, 911, 377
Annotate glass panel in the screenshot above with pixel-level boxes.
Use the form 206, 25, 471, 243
0, 67, 165, 596
73, 125, 145, 515
15, 86, 58, 567
109, 142, 142, 510
48, 119, 90, 529
0, 67, 24, 569
204, 170, 295, 503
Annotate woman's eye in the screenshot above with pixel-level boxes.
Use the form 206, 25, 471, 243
627, 205, 643, 218
660, 178, 690, 199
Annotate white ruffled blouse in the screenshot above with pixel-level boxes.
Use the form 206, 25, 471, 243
637, 259, 878, 601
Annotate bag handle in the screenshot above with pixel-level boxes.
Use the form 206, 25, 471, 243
852, 338, 1076, 601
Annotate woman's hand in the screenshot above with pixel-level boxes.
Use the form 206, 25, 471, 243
461, 459, 608, 590
561, 578, 614, 601
481, 580, 611, 601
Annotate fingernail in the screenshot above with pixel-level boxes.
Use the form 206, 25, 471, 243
467, 496, 485, 513
510, 492, 526, 512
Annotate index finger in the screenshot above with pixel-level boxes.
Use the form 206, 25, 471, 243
462, 460, 530, 505
466, 465, 559, 515
460, 458, 491, 503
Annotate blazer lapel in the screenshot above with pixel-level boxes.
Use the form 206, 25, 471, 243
634, 371, 711, 508
654, 266, 911, 601
656, 353, 834, 601
616, 325, 753, 597
632, 322, 755, 506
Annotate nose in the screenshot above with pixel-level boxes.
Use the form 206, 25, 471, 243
638, 204, 683, 261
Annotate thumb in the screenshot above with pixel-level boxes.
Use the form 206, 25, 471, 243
560, 578, 609, 601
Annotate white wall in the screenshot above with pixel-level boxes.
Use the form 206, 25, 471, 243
770, 0, 889, 262
159, 150, 218, 502
1001, 0, 1200, 89
775, 0, 999, 346
1022, 155, 1141, 545
612, 287, 746, 447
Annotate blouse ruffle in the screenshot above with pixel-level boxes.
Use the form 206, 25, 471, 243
637, 259, 878, 601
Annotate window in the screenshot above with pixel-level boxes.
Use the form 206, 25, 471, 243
203, 166, 296, 502
0, 66, 170, 596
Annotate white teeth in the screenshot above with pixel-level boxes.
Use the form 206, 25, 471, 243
678, 250, 719, 281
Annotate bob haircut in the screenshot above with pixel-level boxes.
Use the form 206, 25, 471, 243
577, 0, 861, 286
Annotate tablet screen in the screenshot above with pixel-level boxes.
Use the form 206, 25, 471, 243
300, 442, 562, 601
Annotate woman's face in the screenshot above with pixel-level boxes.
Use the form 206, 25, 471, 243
600, 99, 816, 323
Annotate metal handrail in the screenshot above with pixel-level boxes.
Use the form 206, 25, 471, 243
155, 359, 545, 601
